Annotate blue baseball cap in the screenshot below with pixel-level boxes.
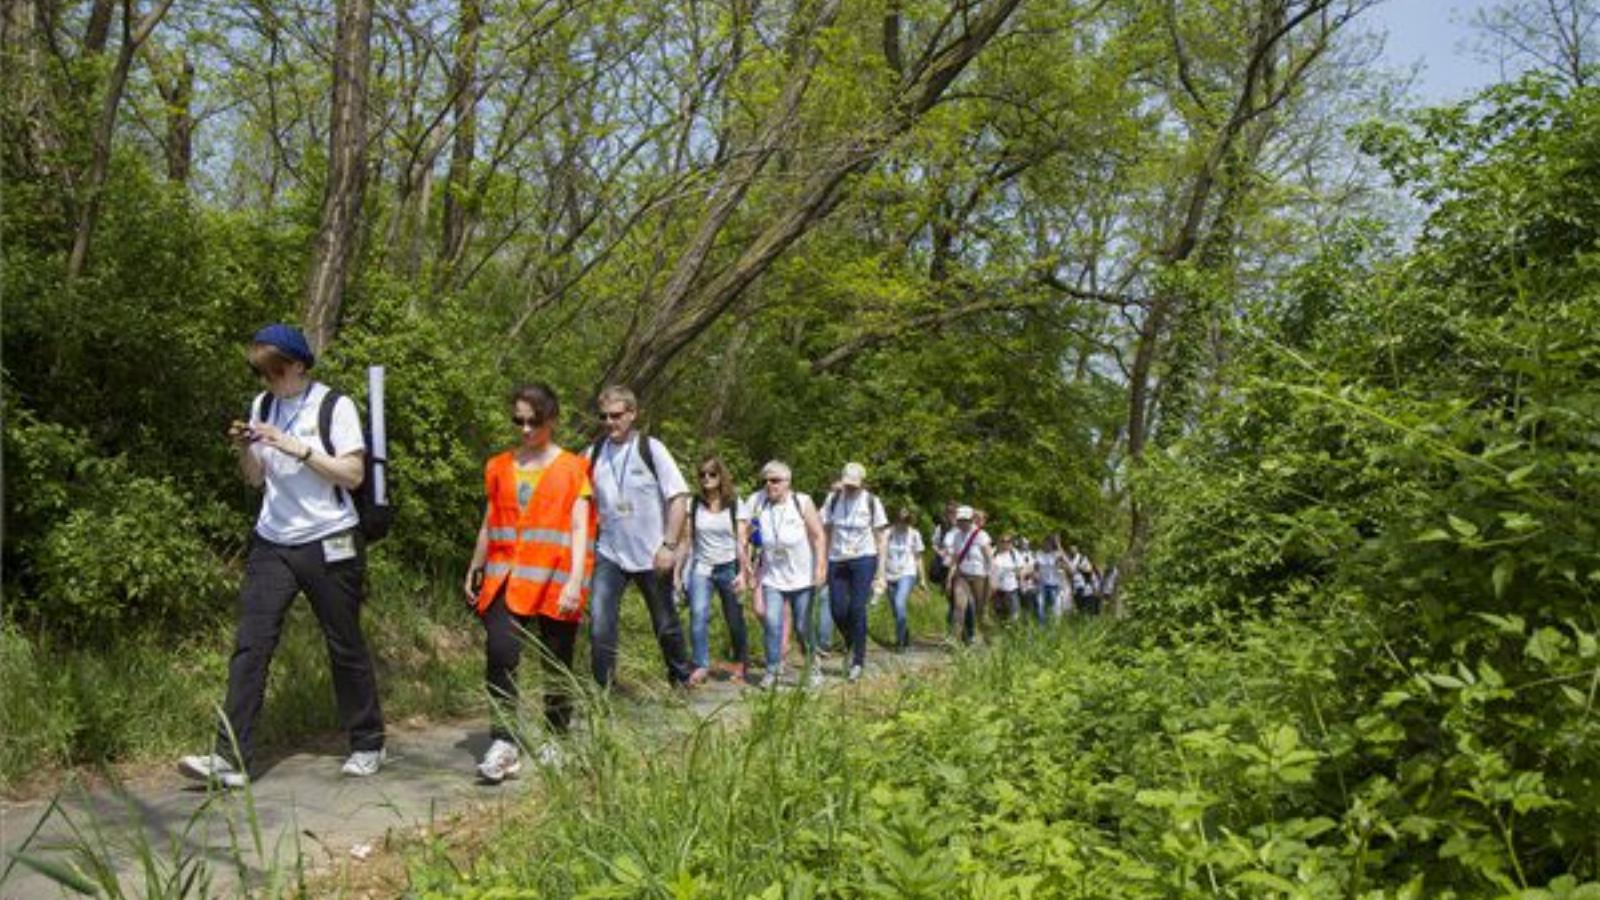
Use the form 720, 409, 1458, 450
251, 323, 314, 367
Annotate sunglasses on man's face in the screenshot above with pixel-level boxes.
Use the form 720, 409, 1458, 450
765, 477, 787, 484
600, 409, 630, 422
512, 414, 547, 428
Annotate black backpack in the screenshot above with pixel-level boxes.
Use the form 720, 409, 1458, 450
585, 432, 661, 484
254, 386, 393, 543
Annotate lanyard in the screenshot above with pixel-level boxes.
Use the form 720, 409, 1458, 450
603, 435, 635, 498
765, 493, 793, 540
273, 383, 314, 433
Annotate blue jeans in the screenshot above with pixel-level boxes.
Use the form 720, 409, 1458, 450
1021, 588, 1045, 626
815, 585, 835, 649
589, 555, 693, 688
688, 562, 748, 669
1041, 584, 1062, 620
761, 585, 814, 674
889, 575, 916, 648
829, 555, 877, 668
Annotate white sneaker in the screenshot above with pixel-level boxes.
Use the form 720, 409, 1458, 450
848, 664, 863, 683
759, 671, 778, 689
341, 748, 386, 777
477, 739, 522, 783
178, 754, 249, 789
534, 740, 564, 770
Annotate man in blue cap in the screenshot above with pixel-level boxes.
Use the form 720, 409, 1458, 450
180, 324, 386, 788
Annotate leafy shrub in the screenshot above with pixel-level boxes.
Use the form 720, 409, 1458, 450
4, 404, 237, 636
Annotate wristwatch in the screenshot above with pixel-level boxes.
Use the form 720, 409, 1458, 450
298, 445, 314, 462
662, 541, 678, 552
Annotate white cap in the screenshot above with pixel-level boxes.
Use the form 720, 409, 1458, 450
839, 461, 866, 487
955, 505, 974, 520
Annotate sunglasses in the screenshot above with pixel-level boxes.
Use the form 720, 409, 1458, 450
512, 414, 548, 428
699, 471, 719, 480
765, 476, 787, 484
599, 410, 630, 422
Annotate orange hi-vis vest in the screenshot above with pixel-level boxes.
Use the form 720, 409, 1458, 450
476, 449, 596, 621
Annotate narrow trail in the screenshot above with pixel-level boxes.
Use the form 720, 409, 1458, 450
0, 645, 951, 899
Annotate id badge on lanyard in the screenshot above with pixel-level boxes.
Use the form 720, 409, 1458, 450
608, 439, 636, 518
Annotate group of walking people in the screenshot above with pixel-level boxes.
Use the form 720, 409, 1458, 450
930, 502, 1118, 640
181, 325, 1114, 789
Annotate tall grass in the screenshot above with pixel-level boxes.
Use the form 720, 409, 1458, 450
1, 566, 955, 790
0, 559, 486, 791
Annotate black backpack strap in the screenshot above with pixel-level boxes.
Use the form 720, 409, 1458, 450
253, 391, 273, 424
637, 432, 661, 483
316, 385, 339, 456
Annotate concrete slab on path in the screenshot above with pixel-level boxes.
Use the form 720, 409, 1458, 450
0, 644, 949, 899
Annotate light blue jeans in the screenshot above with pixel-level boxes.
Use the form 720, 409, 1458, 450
1042, 584, 1063, 619
687, 562, 748, 669
889, 575, 917, 648
761, 584, 814, 674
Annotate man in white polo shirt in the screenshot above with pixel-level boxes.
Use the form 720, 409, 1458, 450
586, 385, 694, 688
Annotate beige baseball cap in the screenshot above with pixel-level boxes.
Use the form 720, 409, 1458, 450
839, 461, 866, 487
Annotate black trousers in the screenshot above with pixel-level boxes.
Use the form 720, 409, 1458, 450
215, 533, 384, 767
482, 591, 580, 739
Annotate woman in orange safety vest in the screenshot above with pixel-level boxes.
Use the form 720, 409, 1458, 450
463, 382, 595, 783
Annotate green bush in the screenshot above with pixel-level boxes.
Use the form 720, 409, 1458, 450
5, 405, 237, 636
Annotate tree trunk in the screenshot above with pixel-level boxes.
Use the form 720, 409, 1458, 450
438, 0, 480, 286
153, 45, 194, 183
66, 0, 177, 283
302, 0, 374, 352
84, 0, 113, 55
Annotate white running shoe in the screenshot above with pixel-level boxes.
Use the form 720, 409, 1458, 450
477, 739, 522, 783
341, 748, 386, 777
848, 664, 863, 683
178, 754, 249, 789
759, 671, 779, 689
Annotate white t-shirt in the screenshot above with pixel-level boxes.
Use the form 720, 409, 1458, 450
742, 491, 816, 591
251, 383, 363, 545
821, 490, 888, 561
991, 549, 1024, 592
943, 526, 991, 577
1067, 553, 1090, 590
1034, 550, 1063, 587
884, 527, 924, 579
690, 498, 739, 572
590, 434, 690, 572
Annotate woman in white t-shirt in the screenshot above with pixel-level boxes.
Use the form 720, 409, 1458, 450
883, 507, 926, 650
675, 455, 748, 684
1034, 534, 1067, 618
738, 460, 827, 688
989, 533, 1027, 623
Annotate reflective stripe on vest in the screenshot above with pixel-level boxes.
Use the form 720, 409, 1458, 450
487, 527, 518, 542
519, 528, 570, 546
513, 565, 570, 584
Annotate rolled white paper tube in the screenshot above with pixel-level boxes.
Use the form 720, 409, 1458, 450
368, 365, 388, 505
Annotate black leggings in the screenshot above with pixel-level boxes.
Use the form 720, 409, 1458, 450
483, 590, 580, 739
